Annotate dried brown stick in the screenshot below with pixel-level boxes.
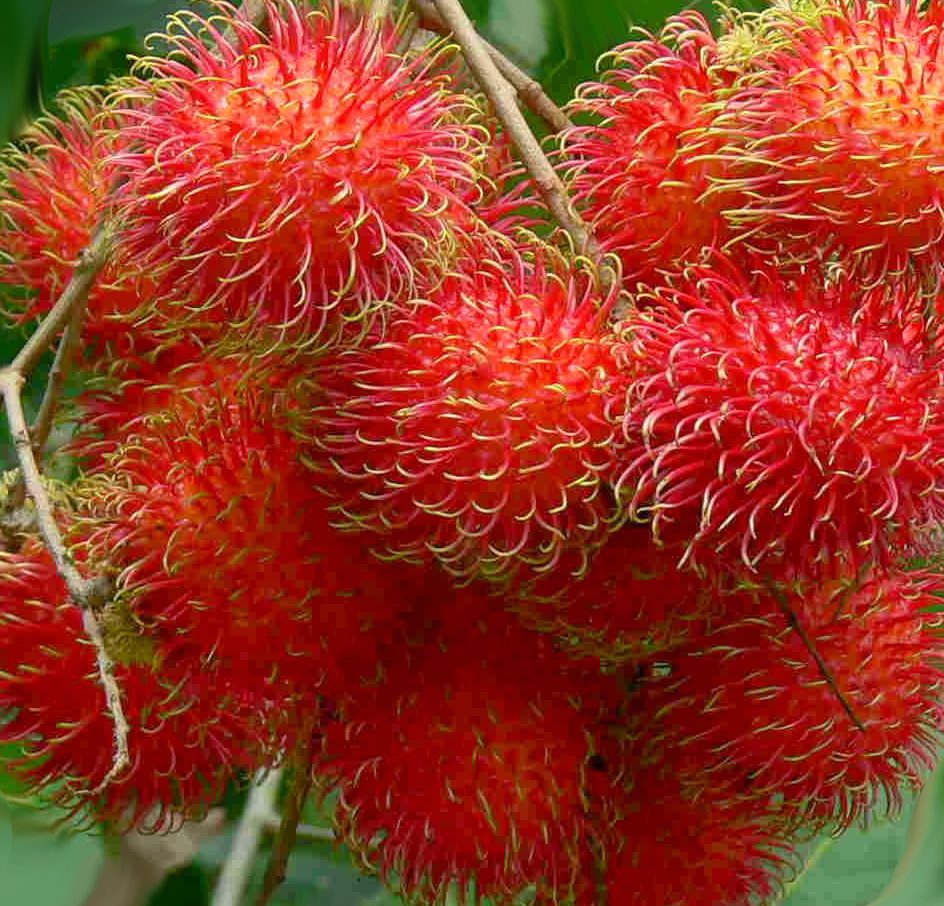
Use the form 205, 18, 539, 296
771, 587, 866, 733
0, 371, 130, 787
427, 0, 598, 259
30, 287, 90, 458
10, 225, 109, 380
411, 0, 574, 134
254, 730, 317, 906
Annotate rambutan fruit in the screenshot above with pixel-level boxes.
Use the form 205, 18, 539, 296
79, 369, 414, 699
303, 244, 626, 581
113, 0, 485, 343
717, 0, 944, 278
511, 524, 713, 664
316, 606, 618, 903
560, 12, 744, 287
0, 541, 275, 830
600, 763, 795, 906
641, 568, 944, 829
616, 257, 944, 579
0, 87, 167, 358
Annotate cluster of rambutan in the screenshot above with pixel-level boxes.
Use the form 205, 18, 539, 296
2, 0, 944, 903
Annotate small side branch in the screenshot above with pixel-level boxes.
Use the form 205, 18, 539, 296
254, 726, 317, 906
411, 0, 574, 134
30, 284, 90, 458
10, 225, 109, 379
0, 371, 130, 785
427, 0, 599, 261
771, 588, 866, 733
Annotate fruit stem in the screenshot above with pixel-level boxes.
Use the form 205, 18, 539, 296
0, 367, 130, 789
770, 587, 867, 733
254, 722, 317, 906
425, 0, 608, 271
411, 0, 575, 134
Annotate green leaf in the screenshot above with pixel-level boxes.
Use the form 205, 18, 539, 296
781, 762, 944, 906
0, 799, 103, 906
0, 0, 49, 143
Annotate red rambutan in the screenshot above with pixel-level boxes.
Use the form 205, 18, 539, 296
718, 0, 944, 277
79, 369, 413, 697
600, 763, 794, 906
303, 245, 626, 581
512, 524, 712, 663
616, 258, 944, 579
113, 0, 485, 343
0, 541, 275, 830
316, 606, 618, 903
0, 88, 164, 356
560, 12, 742, 286
641, 568, 944, 829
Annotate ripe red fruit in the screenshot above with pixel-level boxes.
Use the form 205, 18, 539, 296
512, 524, 712, 663
601, 764, 794, 906
305, 245, 626, 581
561, 12, 742, 285
719, 0, 944, 278
616, 258, 944, 579
641, 569, 944, 829
0, 542, 273, 830
114, 0, 485, 343
0, 88, 163, 356
316, 606, 617, 903
80, 371, 413, 698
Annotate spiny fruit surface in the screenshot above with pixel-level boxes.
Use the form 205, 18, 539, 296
0, 541, 274, 831
511, 524, 712, 663
640, 568, 944, 829
304, 244, 626, 581
561, 12, 742, 286
114, 0, 485, 343
616, 258, 944, 579
80, 371, 413, 697
0, 87, 163, 357
600, 761, 794, 906
718, 0, 944, 277
316, 605, 617, 904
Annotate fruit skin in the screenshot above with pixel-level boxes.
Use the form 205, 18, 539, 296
79, 365, 414, 700
511, 525, 712, 664
717, 0, 944, 280
600, 763, 794, 906
616, 257, 944, 580
113, 0, 485, 344
0, 541, 274, 831
315, 600, 619, 905
303, 243, 627, 582
638, 568, 944, 830
560, 12, 742, 287
0, 87, 164, 357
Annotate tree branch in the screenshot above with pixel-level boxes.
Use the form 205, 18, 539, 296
30, 282, 90, 458
254, 726, 317, 906
411, 0, 574, 134
0, 370, 130, 788
1, 218, 129, 788
426, 0, 600, 263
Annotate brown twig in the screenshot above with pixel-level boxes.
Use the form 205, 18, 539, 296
0, 370, 130, 788
411, 0, 574, 134
770, 586, 866, 733
254, 729, 317, 906
427, 0, 600, 263
1, 221, 129, 788
30, 282, 90, 459
9, 225, 110, 380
